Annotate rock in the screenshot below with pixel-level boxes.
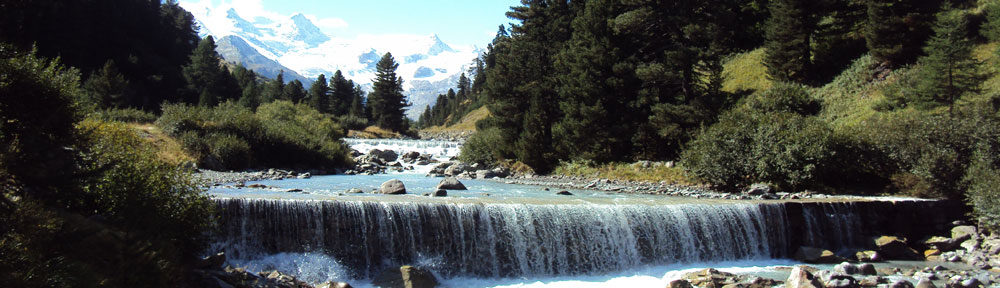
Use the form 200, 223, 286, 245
925, 236, 961, 252
491, 167, 510, 178
476, 169, 498, 179
556, 191, 573, 196
286, 189, 303, 193
952, 226, 977, 243
379, 179, 406, 194
875, 236, 922, 260
817, 270, 859, 288
915, 278, 936, 288
941, 251, 962, 262
197, 252, 226, 270
369, 149, 399, 163
835, 262, 860, 275
435, 177, 467, 190
372, 265, 438, 288
430, 189, 447, 197
683, 268, 737, 288
444, 163, 470, 176
745, 183, 773, 195
316, 281, 353, 288
856, 250, 883, 262
297, 172, 311, 179
889, 280, 915, 288
858, 263, 877, 276
786, 266, 824, 288
346, 188, 363, 194
669, 279, 693, 288
247, 184, 268, 189
960, 239, 979, 252
794, 246, 846, 264
401, 151, 421, 163
925, 249, 942, 259
955, 278, 983, 288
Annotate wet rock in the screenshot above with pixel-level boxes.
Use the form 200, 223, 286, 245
197, 252, 226, 270
435, 177, 467, 190
476, 169, 498, 179
316, 281, 353, 288
668, 279, 693, 288
368, 149, 398, 163
889, 279, 915, 288
346, 188, 363, 194
556, 191, 573, 196
372, 265, 439, 288
379, 179, 406, 194
835, 262, 860, 275
683, 268, 737, 287
247, 184, 268, 189
285, 189, 303, 193
794, 246, 846, 264
941, 251, 962, 262
744, 183, 773, 196
875, 236, 922, 260
925, 236, 961, 252
297, 172, 311, 179
430, 189, 447, 197
925, 249, 942, 259
401, 151, 421, 163
786, 266, 824, 288
858, 263, 877, 276
817, 270, 859, 288
444, 163, 470, 176
856, 250, 883, 262
915, 278, 937, 288
952, 226, 977, 243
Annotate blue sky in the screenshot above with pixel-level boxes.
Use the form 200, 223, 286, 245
191, 0, 521, 47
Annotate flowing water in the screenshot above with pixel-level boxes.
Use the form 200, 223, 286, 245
206, 138, 952, 287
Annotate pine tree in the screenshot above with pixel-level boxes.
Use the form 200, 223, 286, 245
865, 0, 940, 67
912, 6, 984, 113
183, 36, 235, 106
261, 71, 284, 104
369, 53, 410, 132
308, 74, 330, 113
283, 80, 306, 104
330, 70, 354, 115
83, 60, 132, 108
349, 85, 366, 119
764, 0, 815, 83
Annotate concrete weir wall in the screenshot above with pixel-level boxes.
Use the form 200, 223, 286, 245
210, 198, 966, 278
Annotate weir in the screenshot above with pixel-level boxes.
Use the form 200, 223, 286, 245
210, 198, 962, 279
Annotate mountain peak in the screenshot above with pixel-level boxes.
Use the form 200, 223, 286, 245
427, 34, 454, 56
288, 13, 330, 47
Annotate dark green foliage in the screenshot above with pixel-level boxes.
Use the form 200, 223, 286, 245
459, 127, 510, 166
764, 0, 815, 83
368, 53, 410, 132
92, 108, 158, 123
183, 36, 238, 107
910, 6, 984, 112
682, 87, 839, 191
156, 101, 352, 170
261, 71, 285, 104
337, 115, 369, 131
309, 74, 330, 114
82, 60, 132, 109
865, 0, 940, 67
349, 86, 366, 119
284, 79, 306, 104
0, 0, 200, 109
330, 70, 354, 115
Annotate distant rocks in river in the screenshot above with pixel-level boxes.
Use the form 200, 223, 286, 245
793, 246, 845, 264
435, 177, 467, 190
372, 265, 439, 288
379, 179, 406, 194
555, 190, 573, 196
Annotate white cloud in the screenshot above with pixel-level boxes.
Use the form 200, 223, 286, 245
304, 14, 348, 30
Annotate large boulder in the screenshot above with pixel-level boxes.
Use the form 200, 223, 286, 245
786, 266, 823, 288
682, 268, 737, 288
745, 183, 773, 195
475, 169, 498, 179
875, 236, 922, 260
379, 179, 406, 195
401, 151, 421, 163
951, 225, 977, 243
435, 177, 467, 190
924, 236, 961, 252
668, 279, 693, 288
793, 246, 846, 264
889, 280, 915, 288
372, 265, 439, 288
368, 149, 399, 163
914, 278, 937, 288
317, 282, 353, 288
855, 250, 883, 262
444, 163, 470, 176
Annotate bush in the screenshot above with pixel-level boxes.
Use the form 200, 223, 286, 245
92, 107, 158, 123
682, 109, 838, 191
337, 115, 369, 131
207, 133, 251, 170
741, 81, 820, 115
459, 127, 510, 165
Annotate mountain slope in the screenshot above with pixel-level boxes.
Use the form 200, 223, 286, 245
215, 35, 309, 84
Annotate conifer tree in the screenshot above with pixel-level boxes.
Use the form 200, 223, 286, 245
261, 71, 284, 104
330, 70, 354, 115
912, 6, 983, 113
865, 0, 940, 67
83, 60, 132, 108
183, 36, 235, 106
764, 0, 815, 83
283, 80, 306, 104
368, 53, 410, 132
349, 86, 366, 119
308, 74, 330, 114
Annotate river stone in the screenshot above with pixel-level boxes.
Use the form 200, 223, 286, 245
379, 179, 406, 194
925, 236, 961, 252
856, 250, 882, 262
316, 281, 353, 288
786, 266, 823, 288
430, 189, 447, 197
476, 169, 497, 179
858, 263, 877, 276
372, 265, 438, 288
683, 268, 737, 287
745, 183, 773, 195
875, 236, 922, 260
196, 252, 226, 270
435, 177, 467, 190
915, 278, 937, 288
834, 262, 860, 275
668, 279, 693, 288
347, 188, 363, 194
369, 149, 398, 163
889, 279, 915, 288
556, 191, 573, 196
793, 246, 845, 264
952, 225, 977, 243
444, 163, 469, 176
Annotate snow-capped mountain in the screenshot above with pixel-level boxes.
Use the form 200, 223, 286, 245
181, 2, 482, 118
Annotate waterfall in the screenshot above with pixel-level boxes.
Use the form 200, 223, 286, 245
211, 198, 961, 279
344, 138, 462, 159
213, 199, 788, 278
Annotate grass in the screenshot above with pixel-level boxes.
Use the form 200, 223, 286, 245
348, 125, 404, 139
128, 123, 195, 165
552, 160, 701, 185
423, 106, 490, 132
721, 48, 772, 94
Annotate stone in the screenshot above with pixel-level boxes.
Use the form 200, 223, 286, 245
669, 279, 693, 288
856, 250, 883, 262
745, 183, 772, 195
248, 184, 268, 189
556, 191, 573, 196
875, 236, 922, 260
683, 268, 737, 288
794, 246, 846, 264
430, 189, 447, 197
444, 163, 470, 176
379, 179, 406, 194
924, 236, 961, 252
960, 239, 979, 252
952, 225, 977, 243
834, 262, 860, 275
372, 265, 439, 288
347, 188, 363, 194
401, 151, 421, 163
368, 149, 399, 163
925, 249, 942, 258
435, 177, 467, 190
858, 263, 877, 276
316, 281, 353, 288
941, 251, 962, 262
786, 266, 823, 288
476, 169, 497, 179
889, 280, 915, 288
818, 271, 859, 288
914, 278, 937, 288
196, 252, 226, 270
286, 189, 303, 193
297, 172, 311, 179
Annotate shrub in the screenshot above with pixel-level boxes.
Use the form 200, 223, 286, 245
92, 108, 158, 123
207, 133, 251, 170
459, 127, 509, 165
741, 81, 820, 115
682, 109, 839, 191
337, 115, 370, 131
